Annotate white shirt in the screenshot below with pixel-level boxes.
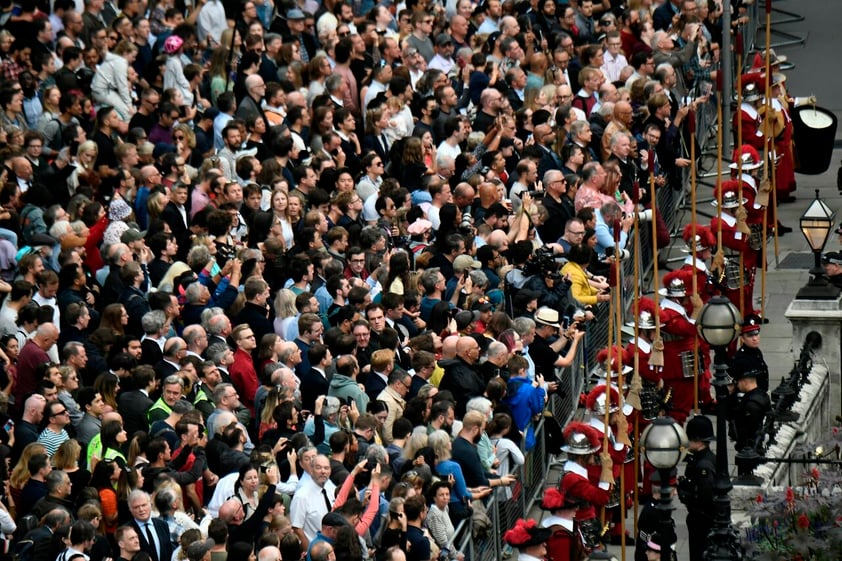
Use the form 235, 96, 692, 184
600, 52, 628, 83
437, 140, 462, 161
289, 476, 337, 540
427, 54, 455, 75
197, 0, 228, 45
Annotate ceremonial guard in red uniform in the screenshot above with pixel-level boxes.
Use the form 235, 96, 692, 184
733, 81, 765, 152
710, 185, 758, 316
625, 300, 666, 424
678, 224, 718, 305
504, 519, 554, 561
657, 275, 701, 424
560, 422, 613, 551
540, 488, 588, 561
767, 73, 797, 201
584, 383, 633, 544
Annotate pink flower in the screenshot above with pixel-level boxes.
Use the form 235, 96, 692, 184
812, 468, 820, 480
786, 487, 795, 504
797, 514, 810, 530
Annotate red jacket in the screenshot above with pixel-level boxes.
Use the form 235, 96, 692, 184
561, 462, 610, 522
229, 348, 258, 415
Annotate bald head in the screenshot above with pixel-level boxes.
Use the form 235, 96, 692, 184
102, 411, 123, 424
441, 335, 460, 359
219, 498, 244, 524
245, 74, 265, 99
613, 101, 633, 127
456, 336, 480, 363
258, 547, 283, 561
35, 323, 59, 350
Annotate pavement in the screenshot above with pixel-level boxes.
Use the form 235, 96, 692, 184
527, 1, 842, 557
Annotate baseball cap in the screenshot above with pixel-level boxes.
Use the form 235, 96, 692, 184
435, 33, 453, 47
453, 254, 481, 272
121, 228, 147, 243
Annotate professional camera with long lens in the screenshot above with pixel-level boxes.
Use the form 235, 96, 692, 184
523, 246, 564, 280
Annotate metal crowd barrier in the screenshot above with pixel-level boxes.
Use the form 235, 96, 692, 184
449, 353, 586, 559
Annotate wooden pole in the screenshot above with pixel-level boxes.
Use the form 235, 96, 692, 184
614, 222, 626, 559
711, 74, 726, 280
688, 109, 699, 413
631, 158, 643, 538
735, 33, 746, 316
649, 148, 664, 368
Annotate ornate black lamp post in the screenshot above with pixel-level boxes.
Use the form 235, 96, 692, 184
796, 189, 839, 300
697, 296, 744, 561
641, 416, 688, 561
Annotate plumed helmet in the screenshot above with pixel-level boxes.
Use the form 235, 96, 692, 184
503, 519, 552, 548
561, 422, 601, 455
658, 272, 686, 298
729, 145, 762, 170
164, 35, 184, 54
585, 384, 621, 415
594, 346, 633, 377
682, 224, 716, 252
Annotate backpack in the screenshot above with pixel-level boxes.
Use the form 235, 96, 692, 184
10, 515, 38, 561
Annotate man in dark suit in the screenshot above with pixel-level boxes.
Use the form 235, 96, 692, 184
534, 123, 563, 179
128, 490, 174, 561
119, 365, 157, 436
364, 349, 393, 403
155, 337, 185, 382
232, 278, 274, 345
160, 183, 191, 261
300, 343, 331, 411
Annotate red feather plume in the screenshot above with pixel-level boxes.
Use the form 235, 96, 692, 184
585, 384, 620, 412
503, 519, 539, 546
563, 421, 601, 448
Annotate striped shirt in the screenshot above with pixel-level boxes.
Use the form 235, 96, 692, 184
38, 428, 70, 457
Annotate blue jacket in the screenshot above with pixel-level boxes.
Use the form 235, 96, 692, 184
503, 376, 546, 451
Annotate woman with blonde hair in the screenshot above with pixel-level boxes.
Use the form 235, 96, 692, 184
270, 189, 294, 249
259, 386, 285, 439
10, 442, 47, 507
287, 191, 305, 232
147, 190, 169, 222
524, 86, 549, 112
173, 123, 198, 170
68, 140, 100, 194
273, 288, 298, 338
53, 439, 91, 507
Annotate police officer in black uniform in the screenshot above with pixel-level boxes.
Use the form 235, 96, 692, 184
678, 416, 717, 561
822, 251, 842, 289
636, 470, 678, 561
728, 314, 769, 392
726, 369, 772, 478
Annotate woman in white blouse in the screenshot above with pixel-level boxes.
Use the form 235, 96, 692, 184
425, 481, 464, 560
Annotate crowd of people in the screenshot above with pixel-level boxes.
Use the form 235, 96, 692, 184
0, 0, 797, 559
